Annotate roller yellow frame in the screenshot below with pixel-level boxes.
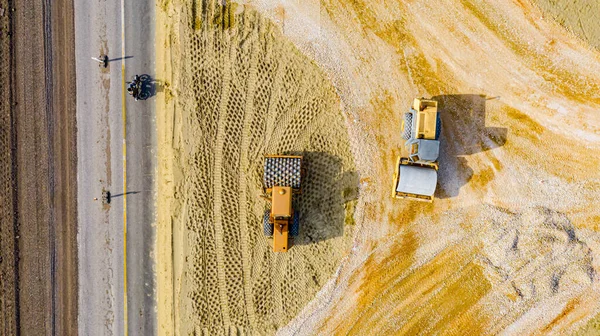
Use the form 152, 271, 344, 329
394, 98, 441, 202
270, 186, 292, 252
263, 155, 303, 252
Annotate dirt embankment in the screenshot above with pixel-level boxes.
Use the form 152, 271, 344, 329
156, 1, 358, 334
0, 0, 77, 334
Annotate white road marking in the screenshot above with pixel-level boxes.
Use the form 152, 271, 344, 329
119, 0, 128, 334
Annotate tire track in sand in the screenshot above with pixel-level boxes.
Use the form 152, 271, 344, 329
237, 25, 260, 330
166, 3, 359, 333
263, 49, 286, 151
211, 30, 234, 328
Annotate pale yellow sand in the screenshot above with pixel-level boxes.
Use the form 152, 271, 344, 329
531, 1, 600, 333
533, 0, 600, 51
156, 1, 357, 334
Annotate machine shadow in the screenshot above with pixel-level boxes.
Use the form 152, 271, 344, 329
284, 151, 359, 246
432, 94, 508, 198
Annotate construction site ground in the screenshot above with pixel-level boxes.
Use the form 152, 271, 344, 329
153, 0, 600, 334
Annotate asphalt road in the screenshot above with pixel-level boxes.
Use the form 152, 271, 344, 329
75, 0, 156, 335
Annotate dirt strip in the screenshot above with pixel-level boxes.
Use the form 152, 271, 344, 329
48, 0, 78, 333
0, 0, 78, 334
0, 0, 18, 334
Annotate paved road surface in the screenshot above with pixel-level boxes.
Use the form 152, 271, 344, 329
75, 0, 156, 334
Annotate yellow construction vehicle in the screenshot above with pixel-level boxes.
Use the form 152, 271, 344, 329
262, 155, 302, 252
392, 98, 441, 202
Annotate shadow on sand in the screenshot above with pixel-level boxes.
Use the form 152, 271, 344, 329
263, 151, 359, 247
432, 94, 508, 198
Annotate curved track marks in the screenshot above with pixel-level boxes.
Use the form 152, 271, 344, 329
161, 3, 359, 334
237, 26, 261, 331
212, 31, 234, 328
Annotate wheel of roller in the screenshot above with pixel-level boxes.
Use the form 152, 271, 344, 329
263, 158, 276, 189
264, 157, 301, 188
290, 211, 300, 237
402, 112, 413, 140
435, 113, 442, 140
263, 210, 273, 236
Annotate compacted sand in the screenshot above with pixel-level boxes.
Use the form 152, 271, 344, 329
157, 0, 600, 334
533, 0, 600, 51
156, 1, 357, 334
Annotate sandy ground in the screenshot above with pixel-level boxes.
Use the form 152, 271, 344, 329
156, 0, 600, 334
157, 1, 358, 334
532, 0, 600, 51
0, 0, 78, 334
